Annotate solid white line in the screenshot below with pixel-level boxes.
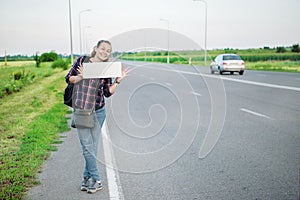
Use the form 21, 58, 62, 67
102, 121, 124, 200
141, 66, 300, 92
220, 76, 300, 92
240, 108, 271, 119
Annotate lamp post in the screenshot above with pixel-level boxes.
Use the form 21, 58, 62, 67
82, 26, 91, 54
160, 18, 170, 64
68, 0, 74, 65
79, 9, 91, 55
193, 0, 207, 65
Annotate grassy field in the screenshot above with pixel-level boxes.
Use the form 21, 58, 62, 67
0, 61, 62, 98
0, 61, 70, 199
121, 49, 300, 73
245, 61, 300, 73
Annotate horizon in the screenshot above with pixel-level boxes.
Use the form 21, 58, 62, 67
1, 44, 299, 57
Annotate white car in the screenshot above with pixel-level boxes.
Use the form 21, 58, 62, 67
210, 54, 245, 75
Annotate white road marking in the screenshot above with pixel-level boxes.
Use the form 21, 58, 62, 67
190, 91, 202, 96
102, 121, 124, 200
165, 82, 172, 86
240, 108, 271, 119
220, 76, 300, 92
141, 66, 300, 92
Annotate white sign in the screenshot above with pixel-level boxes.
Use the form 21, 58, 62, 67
82, 62, 122, 79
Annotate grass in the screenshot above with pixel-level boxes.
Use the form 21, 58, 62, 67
0, 67, 71, 200
0, 61, 60, 98
245, 61, 300, 73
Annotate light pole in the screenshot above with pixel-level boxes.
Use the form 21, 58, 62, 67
79, 9, 91, 55
160, 18, 170, 64
68, 0, 74, 65
82, 26, 91, 54
193, 0, 207, 65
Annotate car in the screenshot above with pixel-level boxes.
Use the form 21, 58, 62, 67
210, 54, 245, 75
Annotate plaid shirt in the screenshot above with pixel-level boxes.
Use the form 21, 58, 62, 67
65, 56, 112, 110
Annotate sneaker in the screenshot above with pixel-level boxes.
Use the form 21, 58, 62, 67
80, 177, 90, 191
87, 179, 103, 194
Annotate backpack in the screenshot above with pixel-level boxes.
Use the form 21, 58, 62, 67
63, 83, 73, 107
63, 56, 88, 107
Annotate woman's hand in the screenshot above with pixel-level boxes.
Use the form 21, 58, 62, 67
109, 64, 130, 94
77, 66, 83, 78
116, 65, 130, 83
70, 65, 83, 84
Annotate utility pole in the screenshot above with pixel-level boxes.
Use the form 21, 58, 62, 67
68, 0, 74, 65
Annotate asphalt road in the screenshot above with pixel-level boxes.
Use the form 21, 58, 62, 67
27, 61, 300, 200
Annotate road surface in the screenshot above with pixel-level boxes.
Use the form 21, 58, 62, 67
27, 61, 300, 200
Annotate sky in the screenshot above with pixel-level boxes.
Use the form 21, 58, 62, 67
0, 0, 299, 56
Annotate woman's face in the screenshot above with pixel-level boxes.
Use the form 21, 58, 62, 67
95, 42, 112, 61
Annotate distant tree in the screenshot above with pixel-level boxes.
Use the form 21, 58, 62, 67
291, 44, 300, 53
263, 46, 270, 50
34, 52, 40, 68
40, 52, 58, 62
276, 46, 286, 53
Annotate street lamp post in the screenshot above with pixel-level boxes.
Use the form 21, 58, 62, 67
68, 0, 74, 65
193, 0, 207, 65
79, 9, 91, 55
160, 18, 170, 64
82, 26, 91, 54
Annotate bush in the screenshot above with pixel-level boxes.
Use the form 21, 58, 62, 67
4, 70, 35, 95
40, 52, 58, 62
51, 59, 68, 70
276, 46, 286, 53
291, 44, 300, 53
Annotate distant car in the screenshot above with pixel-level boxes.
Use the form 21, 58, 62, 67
210, 54, 245, 75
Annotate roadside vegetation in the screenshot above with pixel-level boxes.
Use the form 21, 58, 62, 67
0, 52, 71, 199
120, 44, 300, 73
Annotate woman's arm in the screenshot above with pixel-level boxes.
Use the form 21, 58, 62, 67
108, 67, 129, 94
65, 56, 85, 84
69, 66, 83, 84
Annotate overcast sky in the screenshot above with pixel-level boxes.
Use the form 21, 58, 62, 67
0, 0, 299, 56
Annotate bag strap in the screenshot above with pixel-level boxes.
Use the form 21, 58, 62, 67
73, 56, 101, 112
72, 56, 88, 109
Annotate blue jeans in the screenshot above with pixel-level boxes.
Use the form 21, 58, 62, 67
77, 106, 106, 181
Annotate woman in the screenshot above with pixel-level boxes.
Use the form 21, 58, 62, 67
65, 40, 128, 194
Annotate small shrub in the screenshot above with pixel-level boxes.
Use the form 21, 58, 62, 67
276, 46, 286, 53
291, 44, 300, 53
3, 71, 35, 95
14, 72, 22, 80
51, 59, 68, 70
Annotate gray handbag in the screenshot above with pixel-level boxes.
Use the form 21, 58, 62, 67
73, 108, 94, 128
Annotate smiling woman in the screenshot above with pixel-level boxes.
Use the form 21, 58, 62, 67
65, 39, 129, 194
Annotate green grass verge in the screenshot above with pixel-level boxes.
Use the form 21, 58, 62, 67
245, 61, 300, 73
0, 70, 71, 200
0, 61, 59, 98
